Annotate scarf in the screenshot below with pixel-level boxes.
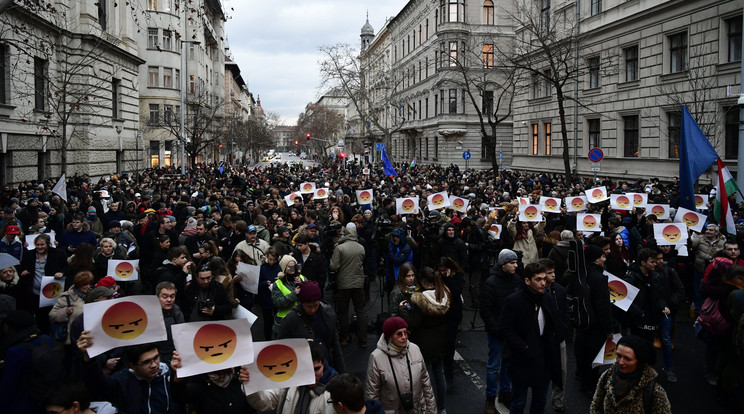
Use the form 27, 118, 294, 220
387, 340, 405, 354
611, 364, 643, 400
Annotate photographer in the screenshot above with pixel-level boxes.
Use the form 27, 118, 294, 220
182, 265, 231, 322
418, 210, 443, 268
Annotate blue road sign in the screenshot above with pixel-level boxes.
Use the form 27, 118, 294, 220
375, 143, 385, 151
463, 150, 471, 160
588, 148, 604, 163
499, 151, 503, 162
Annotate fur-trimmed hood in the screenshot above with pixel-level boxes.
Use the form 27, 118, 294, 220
65, 220, 91, 233
0, 273, 19, 288
410, 289, 450, 316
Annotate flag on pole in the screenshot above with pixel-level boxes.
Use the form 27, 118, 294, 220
381, 149, 397, 177
679, 105, 718, 211
52, 174, 67, 202
410, 158, 416, 169
714, 158, 738, 236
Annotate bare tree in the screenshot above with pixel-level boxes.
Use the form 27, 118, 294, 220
295, 102, 345, 156
318, 43, 406, 150
229, 113, 274, 164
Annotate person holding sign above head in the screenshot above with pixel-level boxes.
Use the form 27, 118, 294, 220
242, 341, 337, 414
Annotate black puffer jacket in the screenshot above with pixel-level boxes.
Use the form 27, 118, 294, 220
407, 289, 450, 361
480, 264, 522, 335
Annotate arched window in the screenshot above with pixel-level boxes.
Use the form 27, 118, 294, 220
483, 0, 494, 25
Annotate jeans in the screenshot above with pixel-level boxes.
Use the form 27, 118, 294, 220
510, 379, 550, 414
426, 359, 447, 410
486, 333, 511, 397
659, 314, 674, 371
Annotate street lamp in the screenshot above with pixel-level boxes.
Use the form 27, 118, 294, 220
180, 39, 200, 175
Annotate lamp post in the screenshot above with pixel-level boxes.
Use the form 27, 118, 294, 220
180, 39, 200, 175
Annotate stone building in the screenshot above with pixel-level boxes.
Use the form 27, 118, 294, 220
0, 1, 144, 184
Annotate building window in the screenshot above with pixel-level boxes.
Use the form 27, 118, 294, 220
483, 90, 493, 116
175, 69, 180, 89
588, 118, 600, 149
587, 56, 599, 88
449, 89, 457, 113
623, 115, 639, 157
425, 56, 429, 77
624, 45, 638, 82
149, 141, 159, 168
149, 104, 160, 124
544, 70, 552, 97
591, 0, 601, 16
482, 137, 494, 160
148, 29, 158, 49
164, 105, 174, 124
0, 44, 8, 104
425, 98, 429, 118
98, 0, 108, 30
426, 19, 429, 38
449, 41, 458, 67
189, 75, 195, 93
163, 0, 172, 12
163, 68, 173, 88
418, 100, 422, 120
435, 93, 439, 115
147, 0, 157, 10
163, 30, 172, 51
531, 124, 539, 155
112, 78, 121, 119
725, 106, 739, 159
148, 66, 159, 87
669, 31, 687, 73
483, 0, 494, 24
532, 75, 540, 99
541, 0, 550, 34
728, 16, 742, 62
33, 57, 46, 111
667, 111, 681, 158
189, 43, 195, 60
434, 137, 439, 159
483, 44, 494, 68
544, 123, 552, 155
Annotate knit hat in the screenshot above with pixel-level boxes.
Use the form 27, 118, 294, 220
87, 206, 96, 214
298, 281, 322, 302
497, 249, 518, 267
0, 294, 16, 318
617, 334, 656, 367
89, 286, 115, 301
277, 225, 289, 235
108, 220, 121, 228
96, 276, 117, 289
382, 316, 408, 340
585, 245, 605, 263
279, 255, 296, 274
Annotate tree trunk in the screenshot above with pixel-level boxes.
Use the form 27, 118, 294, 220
488, 131, 499, 173
555, 88, 574, 184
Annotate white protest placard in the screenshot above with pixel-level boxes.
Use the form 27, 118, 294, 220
284, 192, 303, 206
396, 197, 419, 215
605, 271, 640, 312
427, 191, 450, 210
646, 204, 670, 220
363, 168, 370, 175
107, 259, 139, 281
39, 276, 65, 308
242, 339, 315, 395
518, 204, 543, 222
610, 194, 633, 211
313, 188, 329, 200
540, 197, 561, 213
653, 223, 688, 246
592, 333, 623, 368
585, 186, 608, 203
449, 195, 469, 213
236, 262, 261, 294
488, 224, 502, 239
232, 305, 258, 325
577, 213, 601, 232
565, 196, 588, 212
355, 189, 374, 205
627, 193, 648, 209
172, 319, 255, 378
26, 232, 56, 250
674, 207, 706, 233
695, 194, 709, 210
300, 182, 316, 194
84, 296, 167, 358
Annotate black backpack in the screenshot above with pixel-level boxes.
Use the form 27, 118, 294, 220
20, 335, 65, 399
565, 240, 594, 329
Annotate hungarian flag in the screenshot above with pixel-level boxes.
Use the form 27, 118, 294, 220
714, 158, 738, 236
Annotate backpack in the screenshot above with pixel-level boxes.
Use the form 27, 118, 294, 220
698, 297, 731, 336
565, 240, 594, 329
20, 335, 65, 399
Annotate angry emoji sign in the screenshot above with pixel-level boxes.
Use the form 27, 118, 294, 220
101, 301, 148, 340
114, 262, 134, 279
358, 190, 371, 203
608, 280, 628, 303
193, 323, 238, 364
523, 206, 539, 220
431, 194, 445, 207
257, 344, 299, 382
42, 281, 62, 299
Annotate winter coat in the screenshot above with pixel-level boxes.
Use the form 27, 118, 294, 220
548, 241, 570, 284
496, 285, 563, 387
174, 369, 252, 414
435, 223, 468, 270
690, 233, 726, 273
234, 238, 270, 265
329, 230, 366, 290
623, 262, 665, 330
479, 264, 522, 336
58, 221, 97, 255
507, 219, 545, 265
0, 273, 34, 313
276, 303, 345, 373
93, 249, 127, 281
0, 237, 23, 261
257, 261, 280, 309
590, 365, 672, 414
271, 235, 293, 257
656, 262, 686, 314
182, 280, 232, 322
365, 334, 437, 414
406, 289, 450, 361
155, 262, 189, 307
586, 263, 615, 335
247, 383, 335, 414
48, 287, 87, 344
293, 242, 328, 288
391, 285, 419, 317
385, 228, 413, 283
159, 305, 185, 364
0, 331, 54, 414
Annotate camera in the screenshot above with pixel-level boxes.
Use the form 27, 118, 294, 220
399, 393, 414, 410
200, 298, 215, 310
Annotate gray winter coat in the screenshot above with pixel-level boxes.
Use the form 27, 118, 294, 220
330, 229, 366, 290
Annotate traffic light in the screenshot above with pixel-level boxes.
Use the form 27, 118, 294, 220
340, 152, 346, 159
294, 140, 299, 146
306, 133, 311, 142
219, 144, 223, 148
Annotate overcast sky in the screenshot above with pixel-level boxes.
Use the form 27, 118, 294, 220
223, 0, 405, 125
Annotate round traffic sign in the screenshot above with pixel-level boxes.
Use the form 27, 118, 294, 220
588, 148, 604, 163
463, 150, 471, 160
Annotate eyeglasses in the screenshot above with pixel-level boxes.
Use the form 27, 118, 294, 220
136, 354, 161, 367
394, 330, 410, 338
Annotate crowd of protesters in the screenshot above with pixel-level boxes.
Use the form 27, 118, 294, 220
0, 157, 742, 413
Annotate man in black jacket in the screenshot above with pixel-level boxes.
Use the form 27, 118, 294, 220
574, 244, 615, 388
622, 248, 665, 343
541, 258, 569, 413
479, 249, 522, 413
496, 262, 562, 414
436, 223, 467, 271
182, 266, 231, 322
293, 233, 328, 290
155, 246, 193, 307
